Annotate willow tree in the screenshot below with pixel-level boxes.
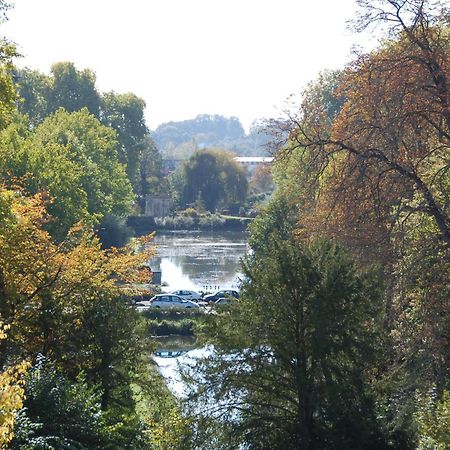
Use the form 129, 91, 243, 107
180, 148, 248, 212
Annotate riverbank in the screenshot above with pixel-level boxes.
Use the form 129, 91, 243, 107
127, 211, 253, 235
142, 308, 203, 337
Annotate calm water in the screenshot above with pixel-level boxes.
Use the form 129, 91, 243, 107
149, 230, 249, 292
151, 336, 197, 396
148, 230, 248, 396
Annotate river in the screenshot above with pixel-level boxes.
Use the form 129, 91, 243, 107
149, 230, 249, 292
148, 230, 248, 396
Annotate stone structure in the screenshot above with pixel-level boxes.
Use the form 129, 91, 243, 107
233, 156, 274, 176
145, 194, 173, 217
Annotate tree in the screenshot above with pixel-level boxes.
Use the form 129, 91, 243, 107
282, 0, 449, 249
14, 64, 161, 199
0, 0, 17, 130
0, 323, 28, 449
0, 186, 157, 448
179, 148, 248, 212
138, 135, 164, 197
0, 185, 153, 365
0, 108, 134, 238
15, 68, 51, 126
100, 91, 149, 190
48, 61, 101, 117
12, 357, 109, 449
269, 1, 450, 445
249, 163, 274, 193
187, 234, 386, 449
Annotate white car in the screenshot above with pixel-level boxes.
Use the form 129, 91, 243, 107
137, 294, 200, 309
169, 289, 202, 301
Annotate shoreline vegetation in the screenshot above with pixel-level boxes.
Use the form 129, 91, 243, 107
127, 210, 253, 234
143, 309, 203, 338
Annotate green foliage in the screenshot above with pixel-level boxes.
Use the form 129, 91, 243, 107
178, 148, 248, 212
12, 357, 154, 450
301, 69, 345, 123
248, 194, 298, 254
14, 68, 51, 126
414, 388, 450, 450
14, 62, 163, 198
0, 108, 134, 238
0, 1, 18, 131
138, 135, 165, 198
49, 62, 101, 117
100, 91, 149, 190
12, 357, 109, 449
189, 233, 387, 449
71, 295, 152, 412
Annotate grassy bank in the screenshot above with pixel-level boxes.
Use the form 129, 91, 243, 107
142, 308, 204, 337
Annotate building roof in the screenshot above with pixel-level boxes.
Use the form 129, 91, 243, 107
233, 157, 274, 163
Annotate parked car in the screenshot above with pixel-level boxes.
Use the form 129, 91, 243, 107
169, 289, 202, 301
203, 289, 240, 303
136, 294, 200, 309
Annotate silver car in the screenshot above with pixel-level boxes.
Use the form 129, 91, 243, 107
137, 294, 200, 309
169, 289, 202, 301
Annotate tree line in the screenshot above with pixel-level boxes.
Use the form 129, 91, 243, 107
181, 1, 449, 448
0, 1, 183, 447
0, 0, 448, 448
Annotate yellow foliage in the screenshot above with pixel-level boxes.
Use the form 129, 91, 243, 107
146, 407, 191, 450
0, 184, 155, 362
0, 323, 28, 449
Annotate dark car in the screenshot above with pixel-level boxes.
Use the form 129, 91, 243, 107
203, 289, 239, 303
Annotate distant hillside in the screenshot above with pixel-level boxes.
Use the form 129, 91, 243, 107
151, 114, 272, 159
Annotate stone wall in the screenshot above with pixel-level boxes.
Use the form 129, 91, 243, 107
144, 194, 173, 217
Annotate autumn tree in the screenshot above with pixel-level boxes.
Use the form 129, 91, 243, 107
271, 1, 449, 446
0, 323, 28, 449
0, 185, 153, 366
282, 0, 449, 250
249, 163, 274, 193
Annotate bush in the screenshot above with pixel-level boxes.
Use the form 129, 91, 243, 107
415, 388, 450, 450
154, 209, 249, 230
142, 308, 204, 321
12, 357, 108, 449
147, 319, 195, 336
96, 214, 134, 248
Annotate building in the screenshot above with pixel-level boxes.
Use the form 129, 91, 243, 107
145, 194, 173, 217
233, 156, 274, 176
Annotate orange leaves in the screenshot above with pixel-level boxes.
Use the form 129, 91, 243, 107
0, 185, 155, 357
283, 13, 450, 252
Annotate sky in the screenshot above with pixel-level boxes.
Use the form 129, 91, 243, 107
3, 0, 374, 132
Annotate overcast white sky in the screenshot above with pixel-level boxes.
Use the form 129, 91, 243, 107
3, 0, 374, 131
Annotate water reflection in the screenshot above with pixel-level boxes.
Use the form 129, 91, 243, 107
150, 231, 248, 292
153, 336, 207, 398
